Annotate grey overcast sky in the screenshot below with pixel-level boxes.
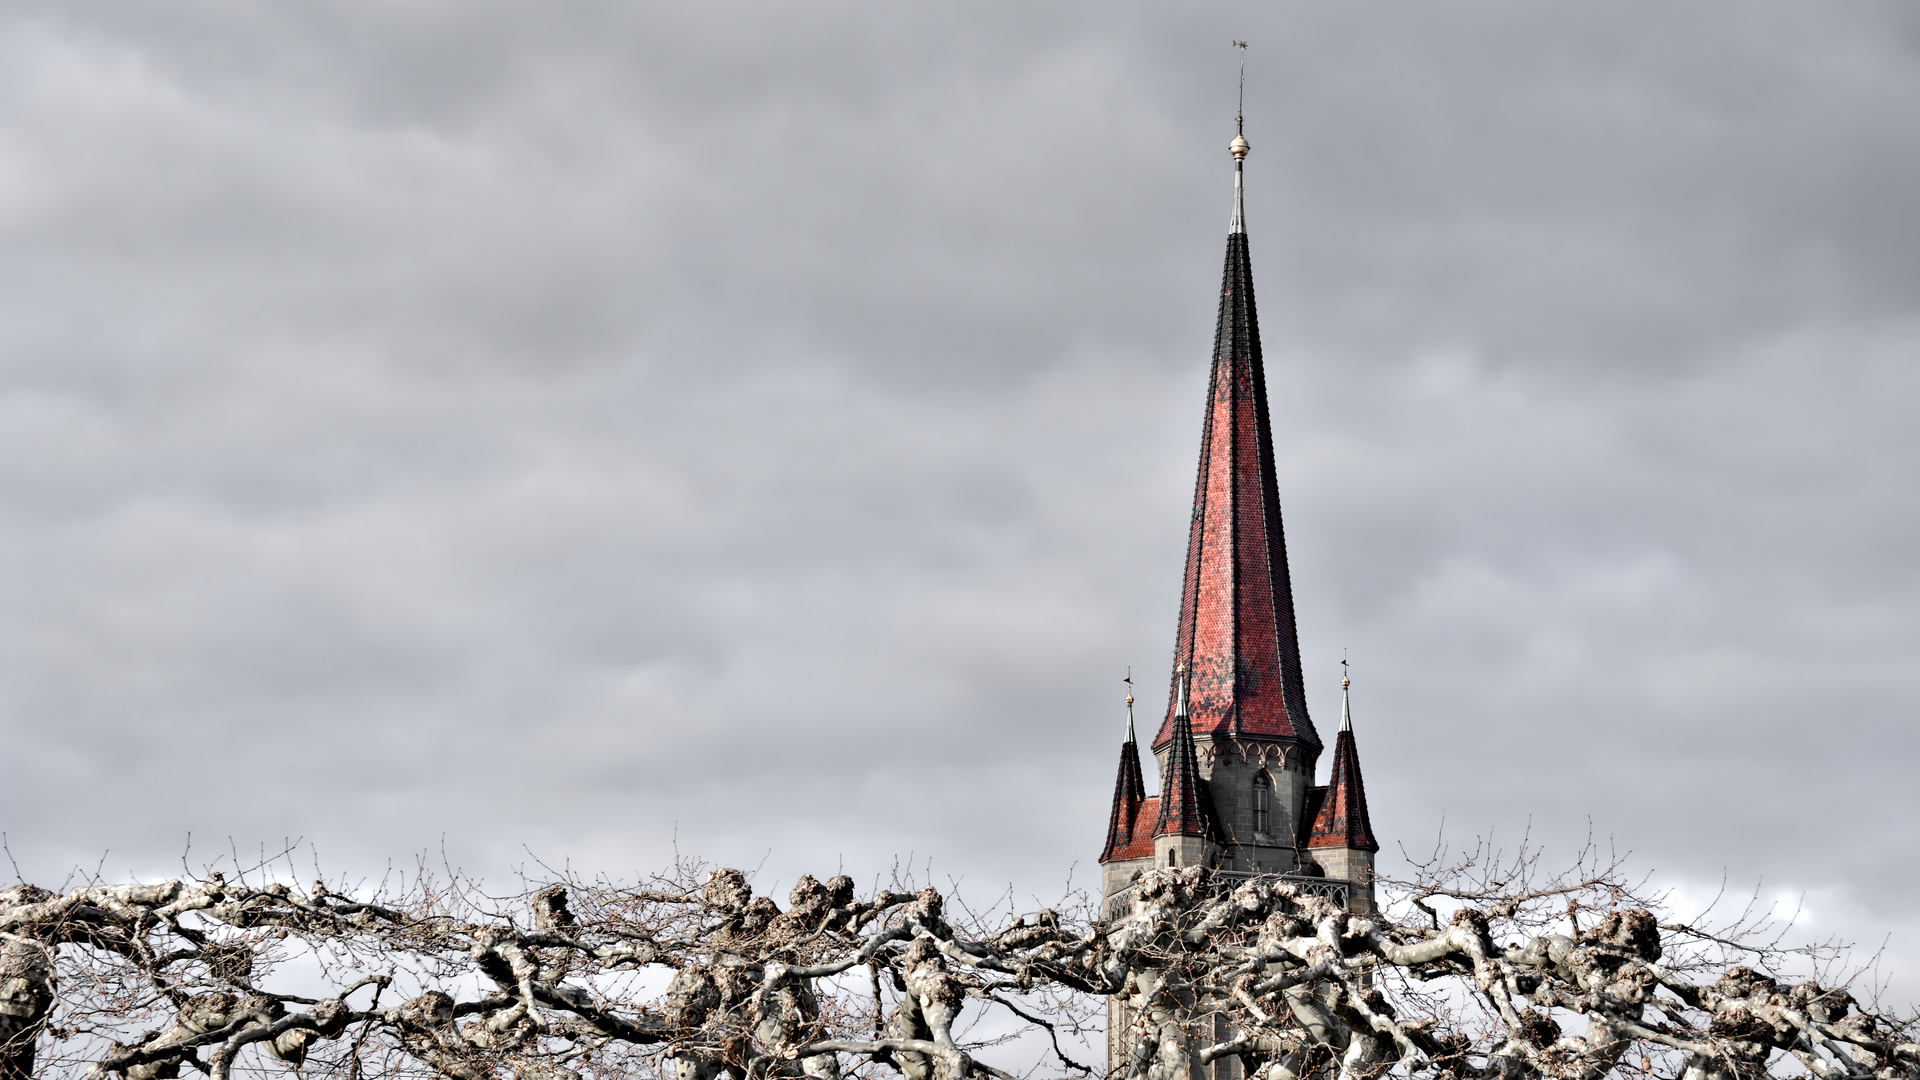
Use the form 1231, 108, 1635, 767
2, 0, 1917, 1000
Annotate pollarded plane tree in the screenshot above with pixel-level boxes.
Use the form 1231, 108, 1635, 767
0, 847, 1912, 1080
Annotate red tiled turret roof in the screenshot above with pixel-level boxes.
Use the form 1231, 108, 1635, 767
1104, 797, 1159, 862
1099, 702, 1149, 863
1154, 175, 1318, 753
1305, 683, 1377, 852
1153, 671, 1215, 839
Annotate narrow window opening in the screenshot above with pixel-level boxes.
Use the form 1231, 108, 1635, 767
1252, 771, 1272, 842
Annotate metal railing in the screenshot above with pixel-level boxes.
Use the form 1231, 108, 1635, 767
1103, 870, 1349, 920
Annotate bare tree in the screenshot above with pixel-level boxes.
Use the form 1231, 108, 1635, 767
0, 844, 1912, 1080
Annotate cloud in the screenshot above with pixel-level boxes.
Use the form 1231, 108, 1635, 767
0, 0, 1914, 1001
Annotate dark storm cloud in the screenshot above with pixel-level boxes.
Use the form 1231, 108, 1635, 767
0, 0, 1914, 998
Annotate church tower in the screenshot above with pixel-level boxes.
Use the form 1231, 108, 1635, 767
1098, 109, 1379, 920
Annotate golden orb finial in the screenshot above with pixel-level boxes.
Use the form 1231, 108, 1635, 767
1230, 133, 1250, 161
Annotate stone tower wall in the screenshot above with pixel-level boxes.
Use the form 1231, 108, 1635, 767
1154, 737, 1315, 874
1152, 833, 1211, 871
1309, 847, 1376, 914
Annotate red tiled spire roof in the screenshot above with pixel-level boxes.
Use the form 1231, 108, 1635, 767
1306, 679, 1377, 852
1100, 692, 1150, 863
1104, 798, 1159, 862
1153, 669, 1213, 839
1155, 157, 1318, 753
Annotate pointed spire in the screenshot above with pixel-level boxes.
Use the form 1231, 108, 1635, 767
1100, 676, 1152, 863
1307, 664, 1378, 853
1155, 75, 1317, 755
1153, 666, 1211, 839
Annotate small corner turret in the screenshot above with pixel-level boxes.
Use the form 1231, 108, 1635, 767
1099, 679, 1151, 867
1303, 665, 1380, 912
1151, 666, 1216, 870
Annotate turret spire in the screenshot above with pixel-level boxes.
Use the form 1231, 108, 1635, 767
1307, 661, 1377, 853
1153, 665, 1212, 839
1100, 671, 1152, 863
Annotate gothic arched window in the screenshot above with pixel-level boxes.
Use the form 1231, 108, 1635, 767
1252, 771, 1273, 841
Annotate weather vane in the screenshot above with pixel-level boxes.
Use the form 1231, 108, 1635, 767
1233, 40, 1248, 134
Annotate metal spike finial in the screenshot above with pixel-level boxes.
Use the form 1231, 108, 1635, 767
1228, 42, 1249, 234
1174, 662, 1191, 719
1122, 668, 1137, 743
1339, 653, 1353, 733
